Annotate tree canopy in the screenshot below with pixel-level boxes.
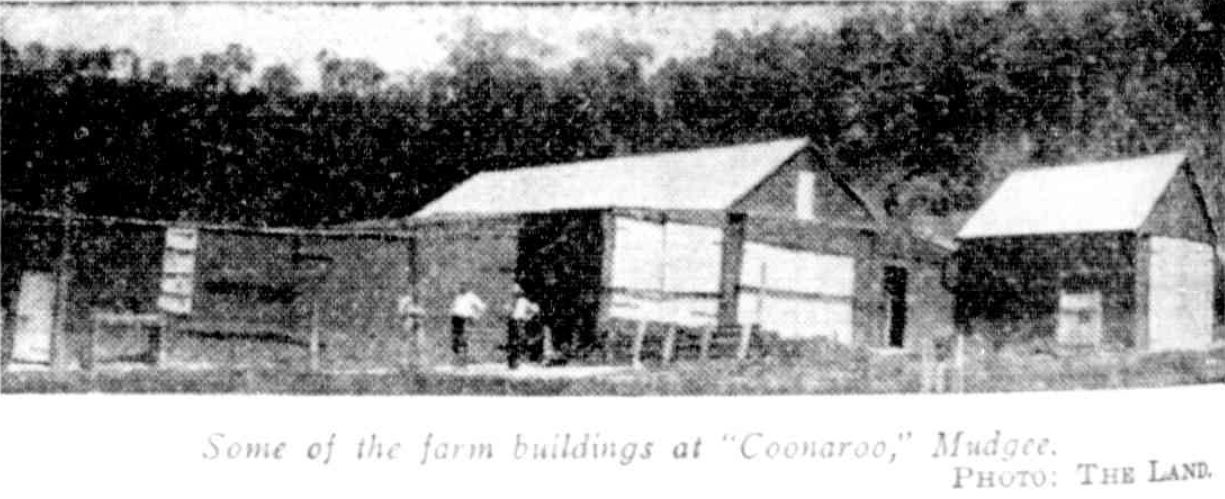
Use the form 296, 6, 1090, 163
2, 0, 1221, 231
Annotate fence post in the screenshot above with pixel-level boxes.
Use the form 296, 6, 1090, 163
309, 300, 320, 372
412, 318, 426, 369
698, 326, 713, 360
660, 324, 677, 363
735, 325, 753, 360
542, 324, 556, 363
952, 333, 966, 393
148, 318, 163, 367
920, 337, 933, 393
50, 211, 74, 371
84, 311, 98, 372
631, 320, 647, 368
857, 349, 872, 391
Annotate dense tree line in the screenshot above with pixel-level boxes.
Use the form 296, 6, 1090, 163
2, 0, 1221, 228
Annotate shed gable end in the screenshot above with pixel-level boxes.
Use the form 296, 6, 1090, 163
733, 150, 874, 224
1141, 167, 1214, 244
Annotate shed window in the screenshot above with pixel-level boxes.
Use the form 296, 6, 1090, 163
796, 170, 815, 220
1056, 291, 1102, 346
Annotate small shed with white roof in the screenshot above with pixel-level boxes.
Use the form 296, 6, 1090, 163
954, 152, 1221, 351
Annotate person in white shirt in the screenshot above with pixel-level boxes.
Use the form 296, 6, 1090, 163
449, 285, 486, 366
505, 284, 540, 370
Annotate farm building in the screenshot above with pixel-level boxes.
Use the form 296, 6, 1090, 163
1, 209, 417, 368
366, 137, 955, 363
2, 138, 957, 370
954, 152, 1222, 352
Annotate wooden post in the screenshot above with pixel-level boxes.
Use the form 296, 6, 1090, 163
716, 213, 746, 360
309, 300, 320, 372
630, 320, 647, 368
655, 212, 669, 364
1133, 236, 1151, 350
542, 324, 556, 362
84, 312, 98, 372
920, 337, 933, 393
408, 235, 425, 369
50, 211, 73, 371
411, 319, 425, 368
952, 333, 966, 393
147, 318, 163, 367
597, 212, 618, 363
660, 324, 677, 363
698, 326, 713, 360
735, 325, 752, 360
158, 315, 174, 367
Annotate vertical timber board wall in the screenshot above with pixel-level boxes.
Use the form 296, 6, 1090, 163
1139, 167, 1217, 349
309, 235, 413, 367
69, 223, 163, 314
740, 217, 875, 345
517, 211, 606, 356
956, 238, 1051, 345
415, 217, 522, 363
733, 150, 876, 224
877, 229, 956, 348
909, 263, 955, 343
731, 149, 882, 346
605, 214, 722, 330
1147, 236, 1215, 350
1, 218, 164, 364
193, 230, 299, 331
956, 234, 1136, 349
4, 219, 73, 365
67, 223, 164, 361
1055, 234, 1136, 348
1141, 169, 1214, 244
736, 241, 856, 342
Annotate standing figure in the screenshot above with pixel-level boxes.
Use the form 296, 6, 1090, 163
449, 285, 486, 366
505, 284, 540, 370
396, 293, 426, 367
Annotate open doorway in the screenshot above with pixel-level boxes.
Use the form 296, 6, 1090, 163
884, 266, 908, 348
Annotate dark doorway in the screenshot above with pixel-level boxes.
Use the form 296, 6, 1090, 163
884, 266, 908, 348
516, 212, 604, 360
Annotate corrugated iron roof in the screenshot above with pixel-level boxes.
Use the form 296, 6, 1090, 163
957, 152, 1187, 239
413, 138, 811, 217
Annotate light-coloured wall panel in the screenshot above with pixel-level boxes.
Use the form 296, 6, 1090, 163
610, 217, 663, 290
736, 292, 853, 343
662, 222, 722, 292
1148, 237, 1213, 350
608, 292, 718, 327
740, 242, 854, 296
610, 217, 722, 293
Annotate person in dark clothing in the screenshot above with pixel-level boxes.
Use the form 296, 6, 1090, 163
504, 284, 540, 370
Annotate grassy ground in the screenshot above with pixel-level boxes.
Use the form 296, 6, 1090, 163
4, 338, 1223, 395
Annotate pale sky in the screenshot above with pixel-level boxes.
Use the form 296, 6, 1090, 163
0, 4, 869, 89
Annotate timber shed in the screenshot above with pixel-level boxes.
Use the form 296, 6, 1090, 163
954, 152, 1221, 351
380, 138, 953, 362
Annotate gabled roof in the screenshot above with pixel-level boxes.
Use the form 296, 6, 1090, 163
957, 152, 1188, 239
413, 138, 811, 217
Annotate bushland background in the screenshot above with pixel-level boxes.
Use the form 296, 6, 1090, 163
2, 0, 1222, 233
